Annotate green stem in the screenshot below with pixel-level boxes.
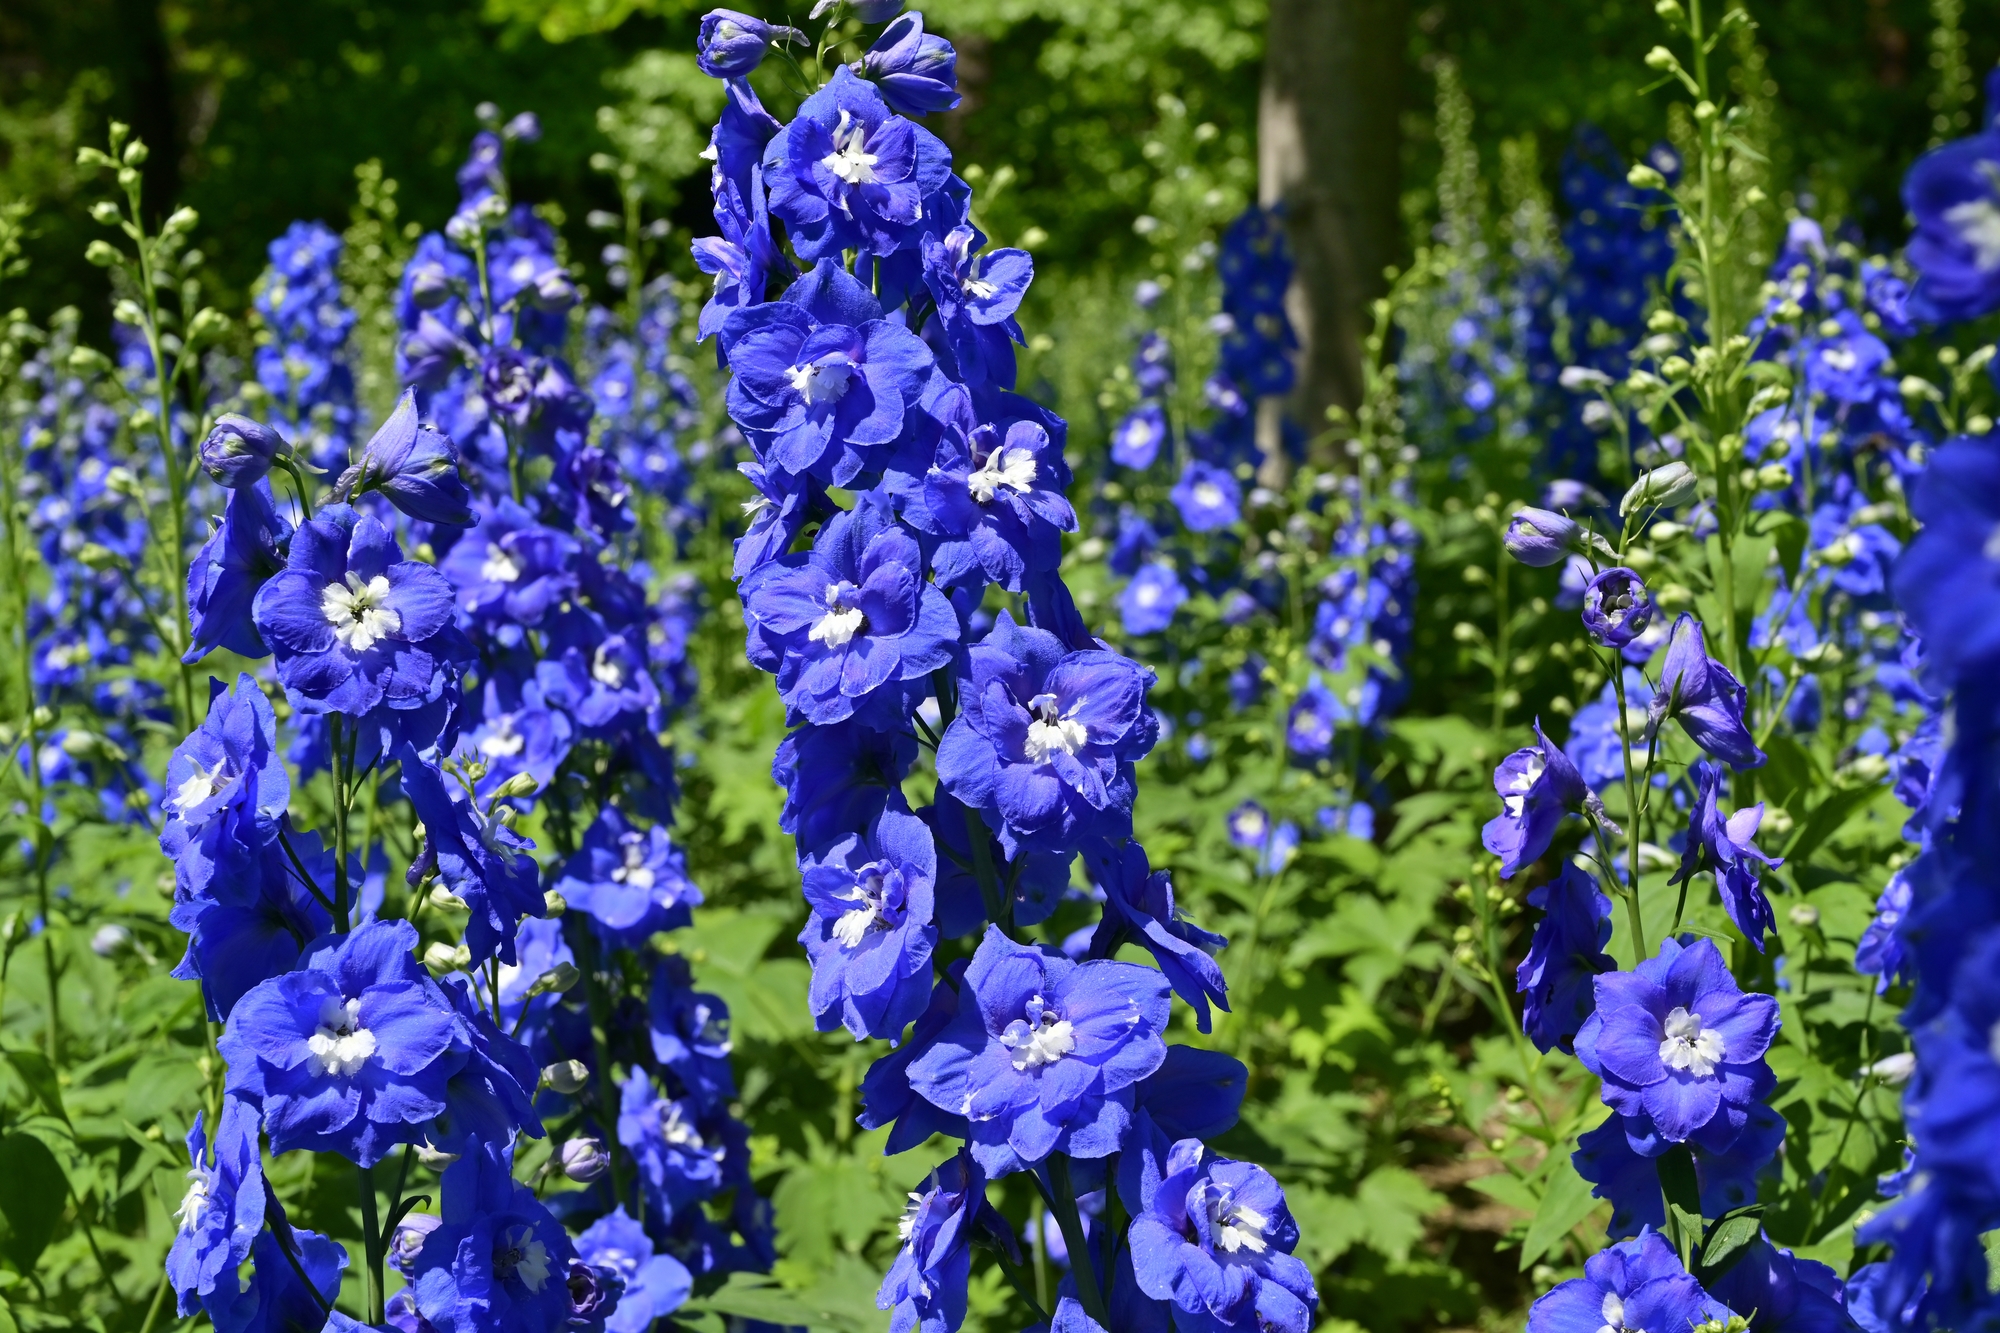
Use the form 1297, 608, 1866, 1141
358, 1162, 384, 1324
1044, 1156, 1108, 1326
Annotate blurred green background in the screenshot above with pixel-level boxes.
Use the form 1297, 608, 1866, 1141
2, 0, 1993, 334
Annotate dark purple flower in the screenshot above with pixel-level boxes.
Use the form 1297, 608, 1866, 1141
907, 926, 1170, 1175
1574, 935, 1779, 1146
1583, 568, 1655, 648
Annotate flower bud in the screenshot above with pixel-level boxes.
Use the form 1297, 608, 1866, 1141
560, 1137, 610, 1181
389, 1213, 442, 1275
186, 307, 230, 345
543, 888, 568, 917
122, 139, 149, 167
163, 206, 199, 234
1619, 462, 1698, 516
91, 923, 131, 956
502, 111, 542, 143
527, 962, 581, 998
1503, 507, 1579, 568
1582, 568, 1656, 648
429, 887, 469, 912
83, 239, 120, 269
541, 1059, 591, 1095
408, 260, 454, 309
493, 771, 540, 800
88, 201, 122, 226
530, 267, 577, 311
423, 941, 470, 976
1787, 902, 1819, 927
1628, 164, 1668, 191
695, 10, 803, 79
414, 1142, 461, 1170
199, 414, 289, 489
1644, 45, 1677, 70
1869, 1052, 1916, 1085
1755, 463, 1794, 491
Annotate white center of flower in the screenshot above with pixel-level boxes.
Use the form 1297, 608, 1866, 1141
1820, 345, 1858, 372
1204, 1187, 1271, 1255
1597, 1291, 1643, 1333
175, 1164, 214, 1233
1501, 751, 1546, 819
322, 573, 402, 652
1658, 1006, 1726, 1077
479, 715, 526, 758
481, 542, 522, 584
898, 1190, 928, 1242
963, 274, 997, 300
659, 1101, 705, 1149
306, 996, 377, 1078
786, 356, 856, 405
591, 643, 626, 688
1194, 481, 1226, 509
967, 446, 1038, 504
168, 757, 235, 814
810, 582, 867, 649
496, 1226, 551, 1293
821, 110, 880, 185
1024, 691, 1089, 762
831, 870, 891, 949
1003, 995, 1076, 1071
612, 834, 656, 891
1947, 195, 2000, 271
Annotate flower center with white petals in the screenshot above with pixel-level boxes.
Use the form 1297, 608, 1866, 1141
168, 757, 235, 815
831, 869, 893, 948
479, 716, 526, 758
481, 542, 522, 584
1820, 346, 1858, 372
1024, 691, 1089, 762
1194, 482, 1226, 509
963, 274, 997, 300
591, 643, 627, 688
810, 582, 867, 649
786, 356, 855, 406
658, 1101, 705, 1149
495, 1226, 551, 1293
821, 110, 881, 185
898, 1190, 929, 1242
175, 1165, 215, 1233
306, 996, 377, 1078
1501, 752, 1546, 819
1947, 194, 2000, 271
1596, 1290, 1643, 1333
612, 834, 656, 891
1658, 1006, 1726, 1077
322, 573, 402, 652
1202, 1186, 1270, 1255
1003, 995, 1076, 1071
967, 447, 1038, 504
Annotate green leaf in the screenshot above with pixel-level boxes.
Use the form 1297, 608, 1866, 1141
1519, 1160, 1599, 1270
1698, 1205, 1766, 1280
2, 1050, 69, 1128
1784, 784, 1886, 865
0, 1132, 69, 1271
682, 1273, 823, 1326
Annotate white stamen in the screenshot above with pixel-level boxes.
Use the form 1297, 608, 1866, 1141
305, 996, 377, 1078
1193, 481, 1226, 509
498, 1226, 551, 1293
611, 835, 656, 891
967, 447, 1038, 504
1597, 1290, 1645, 1333
1946, 195, 2000, 271
820, 110, 881, 185
810, 583, 867, 649
479, 716, 526, 758
322, 573, 402, 652
786, 357, 855, 405
175, 1166, 214, 1233
658, 1101, 704, 1148
1658, 1005, 1727, 1077
591, 644, 627, 689
168, 757, 234, 814
1023, 691, 1089, 762
1207, 1188, 1270, 1255
480, 542, 522, 584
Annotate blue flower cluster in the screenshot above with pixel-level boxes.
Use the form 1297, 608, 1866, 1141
160, 133, 760, 1333
253, 221, 358, 472
695, 15, 1315, 1330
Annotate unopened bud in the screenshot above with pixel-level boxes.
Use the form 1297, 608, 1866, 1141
528, 962, 581, 998
560, 1137, 609, 1181
1755, 463, 1794, 491
423, 941, 470, 976
1869, 1052, 1916, 1085
1644, 45, 1677, 70
88, 201, 122, 226
122, 139, 149, 166
543, 888, 568, 917
1787, 903, 1820, 928
1628, 164, 1668, 191
494, 771, 540, 800
1619, 462, 1698, 516
1503, 507, 1580, 569
541, 1059, 591, 1095
163, 206, 199, 233
430, 888, 469, 913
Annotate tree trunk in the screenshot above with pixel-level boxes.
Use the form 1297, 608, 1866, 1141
1260, 0, 1407, 432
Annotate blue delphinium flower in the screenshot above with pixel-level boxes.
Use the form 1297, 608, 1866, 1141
858, 966, 973, 1154
1170, 461, 1242, 533
168, 821, 334, 1022
1113, 402, 1168, 470
185, 482, 292, 663
199, 415, 289, 490
1120, 562, 1187, 637
1670, 761, 1783, 950
934, 612, 1156, 856
903, 385, 1075, 592
1285, 674, 1342, 761
1126, 1137, 1318, 1333
218, 920, 467, 1166
696, 9, 803, 77
1572, 1100, 1786, 1238
1226, 802, 1268, 849
573, 1206, 693, 1333
763, 67, 954, 260
1855, 869, 1912, 994
919, 225, 1029, 384
441, 500, 582, 629
1516, 863, 1616, 1054
1084, 839, 1228, 1034
799, 807, 938, 1040
556, 805, 702, 948
1706, 1235, 1856, 1333
1527, 1229, 1730, 1333
1574, 935, 1779, 1146
618, 1069, 725, 1223
402, 753, 546, 967
1482, 720, 1594, 878
1902, 71, 2000, 323
251, 503, 460, 724
159, 674, 290, 900
1647, 615, 1766, 769
908, 925, 1170, 1175
166, 1097, 267, 1317
859, 11, 963, 116
877, 1150, 999, 1333
1505, 507, 1579, 567
337, 390, 476, 528
411, 1141, 615, 1333
741, 495, 959, 725
775, 719, 917, 854
1892, 434, 2000, 678
1582, 568, 1655, 649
